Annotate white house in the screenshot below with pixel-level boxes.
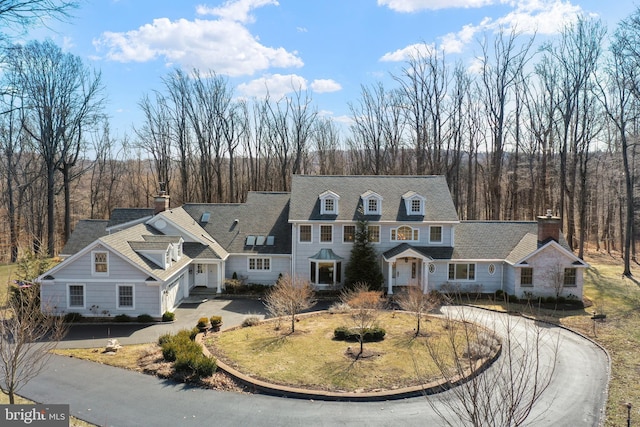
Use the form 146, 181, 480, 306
38, 175, 588, 318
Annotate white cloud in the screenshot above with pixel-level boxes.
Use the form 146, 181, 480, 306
196, 0, 279, 23
380, 42, 435, 62
378, 0, 502, 12
237, 73, 308, 99
310, 79, 342, 93
93, 0, 302, 77
436, 0, 585, 54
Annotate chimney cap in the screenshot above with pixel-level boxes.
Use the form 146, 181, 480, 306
546, 209, 552, 218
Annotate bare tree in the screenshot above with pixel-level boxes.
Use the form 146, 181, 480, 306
6, 39, 104, 254
0, 0, 77, 42
425, 307, 558, 427
0, 284, 67, 404
340, 282, 384, 358
263, 275, 315, 333
395, 285, 439, 336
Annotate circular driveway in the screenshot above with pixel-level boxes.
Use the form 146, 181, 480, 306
24, 301, 608, 426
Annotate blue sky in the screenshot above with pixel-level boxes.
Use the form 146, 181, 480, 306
24, 0, 638, 135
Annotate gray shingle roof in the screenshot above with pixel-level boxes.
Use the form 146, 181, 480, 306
289, 175, 458, 222
60, 220, 109, 256
182, 192, 291, 255
182, 242, 221, 260
107, 208, 154, 228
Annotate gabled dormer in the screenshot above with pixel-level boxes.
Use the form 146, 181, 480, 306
361, 190, 382, 215
129, 241, 173, 269
402, 191, 426, 216
319, 190, 340, 216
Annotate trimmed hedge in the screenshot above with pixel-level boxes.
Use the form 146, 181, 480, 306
333, 326, 386, 342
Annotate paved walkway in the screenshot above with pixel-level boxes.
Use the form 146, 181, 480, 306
23, 301, 608, 427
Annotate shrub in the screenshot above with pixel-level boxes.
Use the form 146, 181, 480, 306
114, 314, 132, 322
209, 315, 222, 326
242, 315, 261, 327
333, 326, 386, 342
556, 296, 567, 304
328, 302, 351, 314
137, 314, 154, 323
162, 311, 175, 322
495, 289, 505, 300
196, 317, 209, 328
508, 294, 519, 304
159, 328, 217, 378
64, 312, 84, 323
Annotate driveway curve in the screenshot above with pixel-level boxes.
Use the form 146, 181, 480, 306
22, 304, 608, 427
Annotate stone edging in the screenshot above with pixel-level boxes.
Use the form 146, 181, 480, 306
195, 310, 502, 402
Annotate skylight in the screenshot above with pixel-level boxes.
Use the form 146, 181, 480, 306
200, 212, 210, 223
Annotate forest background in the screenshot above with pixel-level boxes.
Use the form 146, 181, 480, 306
2, 4, 640, 277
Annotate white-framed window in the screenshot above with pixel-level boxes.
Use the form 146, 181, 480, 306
428, 264, 436, 274
299, 225, 312, 243
92, 251, 109, 275
319, 191, 340, 215
429, 226, 442, 243
361, 191, 382, 215
391, 225, 419, 242
488, 264, 496, 275
448, 263, 476, 281
368, 225, 380, 243
520, 267, 533, 287
165, 250, 171, 268
403, 192, 426, 216
367, 198, 378, 214
320, 225, 333, 243
343, 225, 356, 243
563, 268, 577, 286
68, 284, 85, 309
248, 257, 271, 271
117, 284, 135, 309
196, 264, 204, 274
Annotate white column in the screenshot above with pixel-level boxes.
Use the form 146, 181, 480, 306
423, 262, 429, 294
387, 262, 394, 295
216, 262, 223, 294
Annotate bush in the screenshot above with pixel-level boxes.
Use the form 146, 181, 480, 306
196, 317, 209, 328
209, 315, 222, 326
159, 329, 217, 378
242, 315, 261, 327
328, 302, 351, 314
63, 312, 84, 323
137, 314, 154, 323
495, 289, 505, 300
333, 326, 386, 342
162, 311, 175, 322
508, 294, 519, 304
114, 314, 132, 322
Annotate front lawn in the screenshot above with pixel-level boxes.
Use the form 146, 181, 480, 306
206, 311, 482, 393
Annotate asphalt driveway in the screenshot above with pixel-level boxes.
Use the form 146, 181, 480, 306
24, 303, 608, 426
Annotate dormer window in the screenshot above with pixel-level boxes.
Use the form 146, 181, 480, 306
319, 190, 340, 215
403, 191, 425, 216
361, 190, 382, 215
165, 250, 171, 268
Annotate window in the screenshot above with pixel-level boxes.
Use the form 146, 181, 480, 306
68, 284, 85, 308
429, 226, 442, 243
319, 191, 340, 215
488, 264, 496, 275
249, 257, 271, 271
92, 251, 108, 275
411, 199, 422, 214
196, 264, 204, 274
448, 263, 476, 281
118, 285, 134, 309
343, 225, 355, 243
563, 268, 577, 286
320, 225, 333, 243
165, 251, 171, 268
310, 261, 342, 285
299, 225, 312, 243
521, 267, 533, 286
391, 225, 419, 241
324, 198, 334, 213
428, 264, 436, 274
368, 225, 380, 243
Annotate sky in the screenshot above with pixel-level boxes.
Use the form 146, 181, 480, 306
22, 0, 639, 136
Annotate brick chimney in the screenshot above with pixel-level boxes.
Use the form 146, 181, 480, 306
537, 209, 561, 244
154, 182, 170, 214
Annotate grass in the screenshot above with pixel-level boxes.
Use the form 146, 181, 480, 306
206, 311, 481, 393
52, 344, 157, 371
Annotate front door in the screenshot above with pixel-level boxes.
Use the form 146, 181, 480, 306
395, 259, 418, 286
195, 263, 207, 287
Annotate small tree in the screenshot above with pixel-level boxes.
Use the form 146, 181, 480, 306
0, 285, 67, 404
344, 214, 383, 291
395, 286, 440, 336
263, 275, 315, 333
341, 282, 383, 358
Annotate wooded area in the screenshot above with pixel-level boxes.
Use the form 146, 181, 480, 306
2, 11, 640, 275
